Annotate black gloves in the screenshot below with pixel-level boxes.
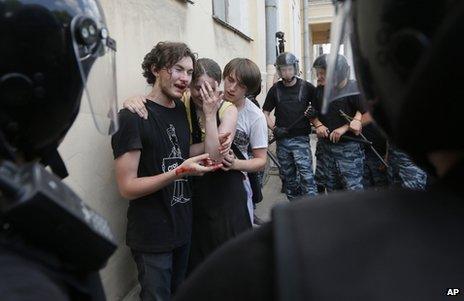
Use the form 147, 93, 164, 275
273, 127, 289, 139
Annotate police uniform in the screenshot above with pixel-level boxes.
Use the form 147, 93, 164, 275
313, 86, 328, 194
361, 122, 389, 189
263, 78, 318, 200
387, 147, 428, 190
313, 81, 366, 192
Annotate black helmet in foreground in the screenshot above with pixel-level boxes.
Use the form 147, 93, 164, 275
338, 0, 464, 163
0, 0, 118, 170
313, 54, 327, 70
0, 0, 118, 275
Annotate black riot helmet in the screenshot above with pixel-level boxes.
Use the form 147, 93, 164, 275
275, 52, 299, 82
0, 0, 118, 169
330, 0, 464, 163
314, 53, 349, 84
313, 54, 327, 70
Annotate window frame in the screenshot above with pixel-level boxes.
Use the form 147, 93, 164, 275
212, 0, 253, 41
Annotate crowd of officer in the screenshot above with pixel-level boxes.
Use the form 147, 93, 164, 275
266, 52, 428, 199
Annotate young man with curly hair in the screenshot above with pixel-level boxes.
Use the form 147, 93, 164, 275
111, 42, 221, 300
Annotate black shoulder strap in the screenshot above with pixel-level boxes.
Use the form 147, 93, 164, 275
297, 78, 304, 102
275, 82, 281, 104
231, 143, 246, 160
276, 80, 304, 103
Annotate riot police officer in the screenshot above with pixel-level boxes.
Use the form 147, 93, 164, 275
309, 53, 366, 192
263, 52, 318, 200
174, 0, 464, 300
0, 0, 118, 299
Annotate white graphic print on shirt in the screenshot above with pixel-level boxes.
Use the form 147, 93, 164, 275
233, 129, 250, 159
161, 124, 191, 206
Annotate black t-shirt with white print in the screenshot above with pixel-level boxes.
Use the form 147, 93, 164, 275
111, 99, 192, 253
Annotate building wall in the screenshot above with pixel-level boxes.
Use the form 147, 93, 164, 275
58, 0, 266, 299
308, 0, 334, 24
58, 0, 304, 299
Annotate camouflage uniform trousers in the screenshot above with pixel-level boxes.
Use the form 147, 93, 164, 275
276, 135, 317, 201
388, 147, 427, 190
317, 139, 365, 192
362, 148, 388, 189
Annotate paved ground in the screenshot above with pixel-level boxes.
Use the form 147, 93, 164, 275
255, 169, 288, 222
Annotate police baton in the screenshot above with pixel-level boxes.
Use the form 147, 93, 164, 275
268, 114, 307, 145
336, 135, 372, 145
339, 109, 389, 168
320, 133, 373, 145
268, 103, 314, 145
267, 149, 281, 170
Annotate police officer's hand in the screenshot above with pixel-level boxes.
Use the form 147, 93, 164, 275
315, 124, 329, 138
330, 125, 349, 143
349, 119, 362, 135
175, 153, 222, 177
273, 127, 289, 139
123, 95, 148, 119
200, 81, 223, 117
221, 150, 236, 171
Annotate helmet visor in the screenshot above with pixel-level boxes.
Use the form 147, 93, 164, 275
322, 0, 360, 113
71, 16, 119, 135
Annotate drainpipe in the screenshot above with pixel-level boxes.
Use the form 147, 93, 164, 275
302, 0, 311, 81
265, 0, 278, 91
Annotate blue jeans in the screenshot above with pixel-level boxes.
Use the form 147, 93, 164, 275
276, 135, 317, 200
132, 244, 190, 301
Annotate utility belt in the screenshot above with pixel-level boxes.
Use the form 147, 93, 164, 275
283, 128, 311, 138
0, 161, 117, 272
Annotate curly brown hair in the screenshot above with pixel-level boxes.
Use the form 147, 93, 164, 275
141, 42, 197, 85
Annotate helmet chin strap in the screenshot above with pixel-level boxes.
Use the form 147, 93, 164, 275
38, 143, 69, 179
282, 76, 296, 84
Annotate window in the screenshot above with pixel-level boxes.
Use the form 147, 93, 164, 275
212, 0, 252, 41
